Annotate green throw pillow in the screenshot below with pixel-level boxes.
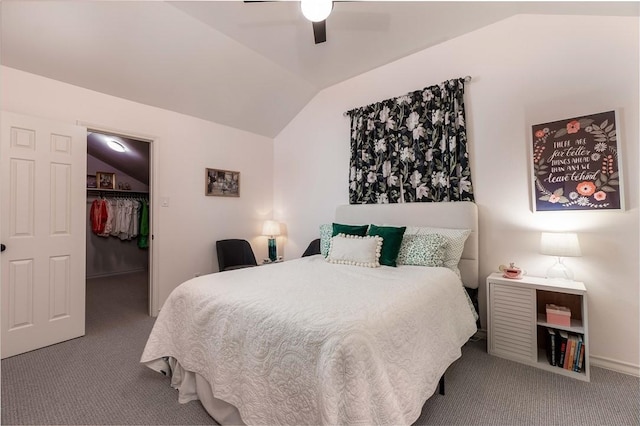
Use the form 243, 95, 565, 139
367, 224, 406, 267
332, 223, 369, 237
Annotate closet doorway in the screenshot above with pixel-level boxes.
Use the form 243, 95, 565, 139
86, 130, 154, 321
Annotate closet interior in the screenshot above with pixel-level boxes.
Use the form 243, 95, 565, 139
86, 131, 151, 315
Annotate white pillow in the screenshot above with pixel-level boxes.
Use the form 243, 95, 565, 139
326, 234, 382, 268
405, 226, 471, 276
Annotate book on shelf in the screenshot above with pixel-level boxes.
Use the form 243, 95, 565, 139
565, 335, 577, 370
557, 331, 569, 367
574, 335, 584, 372
578, 342, 586, 371
572, 337, 580, 371
546, 328, 557, 366
563, 336, 571, 369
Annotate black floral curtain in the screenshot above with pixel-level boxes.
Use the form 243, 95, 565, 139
347, 78, 474, 204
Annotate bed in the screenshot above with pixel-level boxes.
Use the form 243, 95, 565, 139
141, 202, 479, 425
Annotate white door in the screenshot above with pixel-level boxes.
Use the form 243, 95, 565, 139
1, 111, 87, 358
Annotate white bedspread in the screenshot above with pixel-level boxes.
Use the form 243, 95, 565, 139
141, 256, 477, 425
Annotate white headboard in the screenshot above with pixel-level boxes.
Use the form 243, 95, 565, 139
335, 202, 479, 289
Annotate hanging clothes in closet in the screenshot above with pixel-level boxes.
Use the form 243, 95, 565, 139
138, 201, 149, 249
89, 195, 149, 247
90, 198, 108, 234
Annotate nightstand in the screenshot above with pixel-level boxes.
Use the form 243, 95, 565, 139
486, 272, 590, 381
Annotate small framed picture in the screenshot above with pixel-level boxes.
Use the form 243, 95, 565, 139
206, 168, 240, 197
87, 174, 97, 188
96, 172, 116, 190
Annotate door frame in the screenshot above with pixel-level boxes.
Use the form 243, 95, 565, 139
80, 121, 160, 317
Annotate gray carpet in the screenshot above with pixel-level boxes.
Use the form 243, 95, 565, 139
1, 271, 214, 425
415, 337, 639, 425
2, 272, 638, 425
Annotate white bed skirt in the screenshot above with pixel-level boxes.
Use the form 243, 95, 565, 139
146, 357, 245, 425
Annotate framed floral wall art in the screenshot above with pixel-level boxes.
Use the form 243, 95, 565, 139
530, 110, 624, 211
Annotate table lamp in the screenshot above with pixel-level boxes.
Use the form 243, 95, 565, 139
540, 232, 581, 281
262, 220, 281, 262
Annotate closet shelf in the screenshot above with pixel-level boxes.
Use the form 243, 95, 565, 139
87, 188, 149, 197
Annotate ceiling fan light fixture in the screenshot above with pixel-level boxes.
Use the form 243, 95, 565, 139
301, 0, 332, 23
107, 139, 126, 153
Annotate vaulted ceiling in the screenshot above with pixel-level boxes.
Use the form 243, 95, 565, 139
2, 1, 637, 138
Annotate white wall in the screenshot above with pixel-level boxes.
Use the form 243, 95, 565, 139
1, 66, 274, 312
274, 15, 639, 373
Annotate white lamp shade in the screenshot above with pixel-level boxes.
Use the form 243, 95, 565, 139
262, 220, 281, 237
540, 232, 581, 257
301, 0, 332, 22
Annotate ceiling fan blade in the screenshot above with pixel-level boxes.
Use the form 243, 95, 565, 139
312, 20, 327, 44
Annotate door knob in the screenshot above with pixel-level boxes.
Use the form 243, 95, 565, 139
1, 244, 5, 252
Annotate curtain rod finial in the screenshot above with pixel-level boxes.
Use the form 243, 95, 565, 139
464, 75, 472, 82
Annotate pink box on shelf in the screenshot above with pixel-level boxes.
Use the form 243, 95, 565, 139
546, 304, 571, 327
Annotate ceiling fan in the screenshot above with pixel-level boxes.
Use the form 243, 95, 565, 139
245, 0, 336, 44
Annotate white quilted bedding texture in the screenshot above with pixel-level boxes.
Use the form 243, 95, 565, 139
141, 255, 477, 425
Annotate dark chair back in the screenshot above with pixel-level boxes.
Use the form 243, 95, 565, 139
301, 238, 321, 257
216, 239, 258, 272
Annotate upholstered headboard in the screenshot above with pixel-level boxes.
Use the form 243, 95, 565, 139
335, 202, 479, 289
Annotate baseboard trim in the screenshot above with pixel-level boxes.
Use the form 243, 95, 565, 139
590, 355, 640, 377
87, 268, 147, 280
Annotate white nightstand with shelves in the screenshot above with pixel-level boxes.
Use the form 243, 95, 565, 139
486, 272, 589, 381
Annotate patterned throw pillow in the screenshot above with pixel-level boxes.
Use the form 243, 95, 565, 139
405, 226, 471, 276
396, 234, 448, 267
319, 223, 332, 257
326, 234, 383, 268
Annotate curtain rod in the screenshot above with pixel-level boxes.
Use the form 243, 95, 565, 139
343, 75, 472, 117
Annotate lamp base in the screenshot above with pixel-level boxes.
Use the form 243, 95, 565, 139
268, 238, 277, 262
546, 257, 574, 281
